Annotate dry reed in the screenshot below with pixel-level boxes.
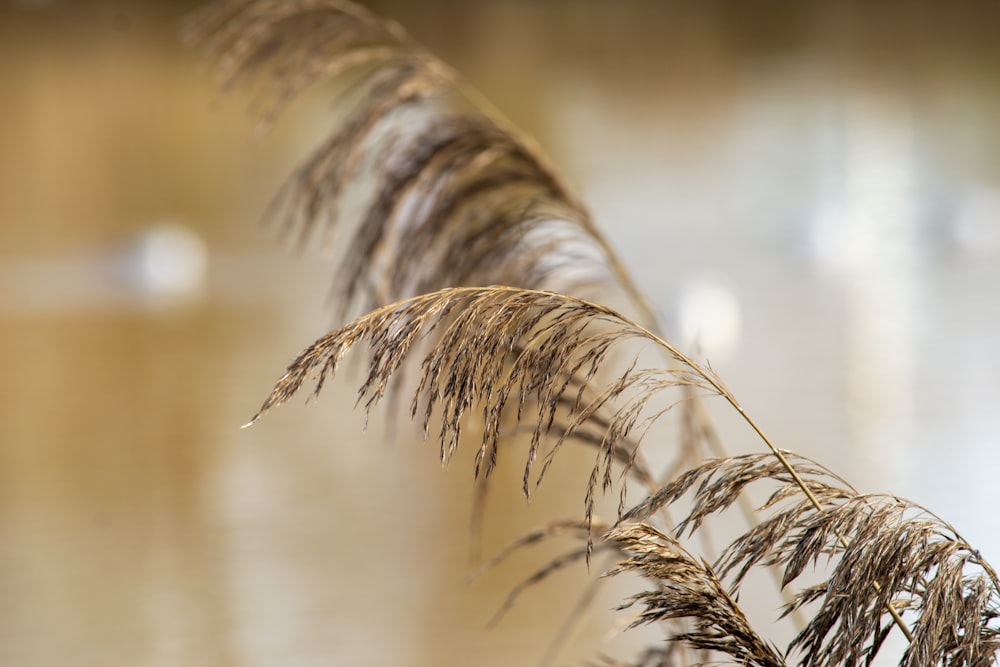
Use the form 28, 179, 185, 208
188, 2, 1000, 665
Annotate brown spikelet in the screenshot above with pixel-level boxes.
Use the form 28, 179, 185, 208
620, 453, 1000, 666
248, 285, 720, 552
784, 498, 1000, 667
605, 523, 786, 667
468, 384, 656, 564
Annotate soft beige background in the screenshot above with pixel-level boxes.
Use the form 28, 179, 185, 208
2, 1, 999, 665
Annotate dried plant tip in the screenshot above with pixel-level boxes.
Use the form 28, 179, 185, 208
605, 523, 785, 667
619, 453, 1000, 665
249, 285, 721, 552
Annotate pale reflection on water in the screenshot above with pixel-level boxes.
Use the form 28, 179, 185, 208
2, 2, 1000, 666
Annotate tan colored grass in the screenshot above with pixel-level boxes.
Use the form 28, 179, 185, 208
190, 2, 1000, 664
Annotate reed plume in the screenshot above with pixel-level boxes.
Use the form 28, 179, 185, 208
188, 1, 1000, 664
245, 284, 1000, 665
185, 0, 656, 325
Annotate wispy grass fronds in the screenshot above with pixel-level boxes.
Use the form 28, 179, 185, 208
620, 454, 1000, 665
248, 283, 1000, 665
248, 285, 719, 551
185, 0, 654, 324
606, 522, 785, 667
620, 452, 856, 539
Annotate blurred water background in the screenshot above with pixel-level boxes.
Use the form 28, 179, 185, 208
2, 1, 999, 665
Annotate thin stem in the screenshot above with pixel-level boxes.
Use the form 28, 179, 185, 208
688, 398, 809, 632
